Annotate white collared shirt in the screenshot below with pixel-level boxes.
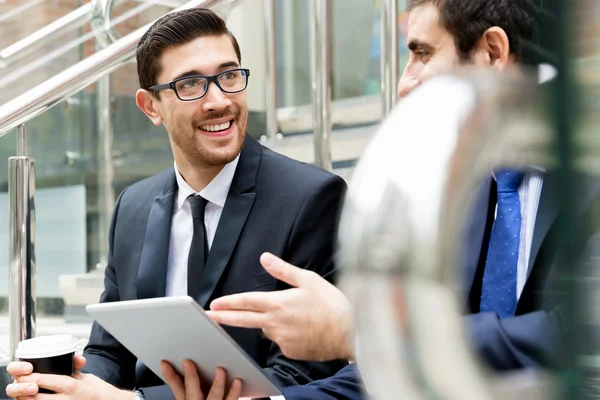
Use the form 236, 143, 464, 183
491, 168, 544, 300
165, 155, 240, 297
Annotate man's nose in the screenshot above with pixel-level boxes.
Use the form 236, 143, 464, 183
201, 81, 232, 111
397, 74, 421, 99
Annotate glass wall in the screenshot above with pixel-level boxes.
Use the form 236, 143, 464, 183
274, 0, 408, 108
0, 0, 85, 104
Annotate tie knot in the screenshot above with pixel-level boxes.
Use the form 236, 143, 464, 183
496, 169, 524, 193
188, 195, 209, 220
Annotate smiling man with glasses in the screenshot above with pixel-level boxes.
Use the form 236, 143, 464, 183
5, 7, 348, 400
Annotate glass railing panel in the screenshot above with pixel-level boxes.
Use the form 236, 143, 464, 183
112, 0, 176, 33
0, 50, 176, 348
0, 31, 84, 105
0, 0, 90, 102
0, 92, 93, 360
0, 0, 76, 42
0, 0, 180, 106
273, 0, 409, 133
0, 0, 181, 341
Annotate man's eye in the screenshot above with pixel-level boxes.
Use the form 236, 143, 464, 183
413, 50, 431, 63
182, 79, 202, 88
221, 71, 237, 80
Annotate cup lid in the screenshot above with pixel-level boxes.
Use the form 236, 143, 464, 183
15, 335, 78, 359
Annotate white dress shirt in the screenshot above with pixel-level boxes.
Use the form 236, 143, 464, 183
166, 156, 286, 400
492, 168, 544, 300
165, 155, 240, 297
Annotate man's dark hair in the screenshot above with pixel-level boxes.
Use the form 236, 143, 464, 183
406, 0, 548, 65
136, 8, 242, 93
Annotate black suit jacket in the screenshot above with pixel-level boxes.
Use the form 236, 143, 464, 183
464, 173, 600, 370
282, 364, 363, 400
82, 136, 348, 400
279, 173, 600, 400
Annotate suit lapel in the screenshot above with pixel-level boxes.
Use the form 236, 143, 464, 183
197, 136, 261, 307
462, 176, 494, 298
526, 173, 600, 279
137, 172, 177, 300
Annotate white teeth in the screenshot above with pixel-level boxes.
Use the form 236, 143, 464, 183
200, 121, 231, 132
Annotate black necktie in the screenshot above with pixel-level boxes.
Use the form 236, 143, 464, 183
187, 195, 209, 301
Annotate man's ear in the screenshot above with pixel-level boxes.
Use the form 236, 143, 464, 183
136, 89, 163, 126
478, 26, 511, 71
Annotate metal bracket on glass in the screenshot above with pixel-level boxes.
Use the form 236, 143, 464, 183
91, 0, 121, 49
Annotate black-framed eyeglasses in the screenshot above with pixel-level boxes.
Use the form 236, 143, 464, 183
149, 68, 250, 101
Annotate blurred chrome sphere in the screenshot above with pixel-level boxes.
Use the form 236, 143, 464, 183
336, 67, 569, 400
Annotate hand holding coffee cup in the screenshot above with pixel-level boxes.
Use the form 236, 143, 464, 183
7, 335, 80, 394
6, 337, 134, 400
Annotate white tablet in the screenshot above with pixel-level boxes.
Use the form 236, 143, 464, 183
86, 296, 282, 398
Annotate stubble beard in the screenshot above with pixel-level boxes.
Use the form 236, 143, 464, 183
171, 109, 248, 168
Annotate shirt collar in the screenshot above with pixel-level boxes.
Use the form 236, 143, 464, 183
490, 165, 546, 181
174, 154, 240, 210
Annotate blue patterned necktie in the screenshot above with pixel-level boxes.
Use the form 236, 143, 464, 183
480, 170, 524, 319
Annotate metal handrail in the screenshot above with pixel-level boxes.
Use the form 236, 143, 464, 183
0, 0, 185, 68
0, 0, 243, 138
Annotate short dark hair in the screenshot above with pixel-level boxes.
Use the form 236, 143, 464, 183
406, 0, 548, 65
136, 8, 242, 92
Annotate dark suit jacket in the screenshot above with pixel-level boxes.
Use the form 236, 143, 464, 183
464, 173, 600, 370
82, 135, 348, 400
281, 173, 600, 400
282, 364, 364, 400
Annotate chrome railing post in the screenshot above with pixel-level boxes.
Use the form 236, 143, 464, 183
95, 76, 114, 270
309, 0, 333, 171
264, 0, 278, 140
91, 0, 118, 270
8, 123, 36, 360
380, 0, 398, 118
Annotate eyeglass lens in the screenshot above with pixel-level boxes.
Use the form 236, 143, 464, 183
175, 70, 248, 100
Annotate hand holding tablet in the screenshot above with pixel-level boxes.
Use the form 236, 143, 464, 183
160, 360, 243, 400
86, 296, 281, 398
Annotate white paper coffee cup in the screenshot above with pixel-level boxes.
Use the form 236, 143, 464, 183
16, 335, 78, 393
